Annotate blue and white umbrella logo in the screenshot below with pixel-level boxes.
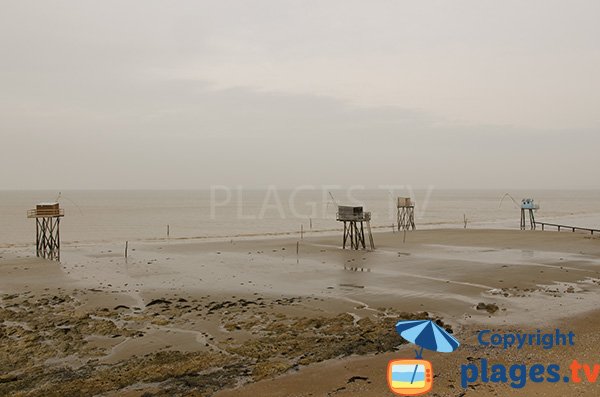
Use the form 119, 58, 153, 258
395, 320, 460, 358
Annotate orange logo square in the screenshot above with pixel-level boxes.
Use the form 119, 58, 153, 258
387, 359, 433, 396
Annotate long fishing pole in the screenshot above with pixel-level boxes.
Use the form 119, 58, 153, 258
499, 193, 519, 209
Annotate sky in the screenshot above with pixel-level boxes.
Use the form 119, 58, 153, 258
1, 0, 599, 190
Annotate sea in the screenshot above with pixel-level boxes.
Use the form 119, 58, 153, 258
1, 189, 599, 246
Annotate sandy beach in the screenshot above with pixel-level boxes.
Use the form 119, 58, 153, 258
2, 229, 600, 396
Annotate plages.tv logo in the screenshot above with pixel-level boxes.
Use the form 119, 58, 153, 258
387, 320, 460, 396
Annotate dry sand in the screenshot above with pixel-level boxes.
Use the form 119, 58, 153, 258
1, 229, 600, 396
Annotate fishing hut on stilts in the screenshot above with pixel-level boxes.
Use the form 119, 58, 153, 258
336, 206, 375, 250
397, 197, 416, 231
27, 202, 64, 261
520, 198, 539, 230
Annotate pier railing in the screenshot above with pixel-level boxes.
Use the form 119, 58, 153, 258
535, 222, 600, 235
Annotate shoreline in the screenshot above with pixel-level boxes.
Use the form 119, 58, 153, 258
3, 210, 600, 249
0, 222, 503, 249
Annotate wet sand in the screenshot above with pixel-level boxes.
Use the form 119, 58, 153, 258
1, 229, 600, 396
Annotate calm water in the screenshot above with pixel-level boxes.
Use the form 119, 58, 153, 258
1, 189, 599, 245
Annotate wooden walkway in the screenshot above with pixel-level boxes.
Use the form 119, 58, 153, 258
535, 221, 600, 235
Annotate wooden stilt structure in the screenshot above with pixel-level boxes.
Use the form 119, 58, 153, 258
397, 197, 416, 231
520, 208, 536, 230
342, 219, 365, 250
520, 198, 538, 230
337, 206, 375, 250
27, 203, 64, 261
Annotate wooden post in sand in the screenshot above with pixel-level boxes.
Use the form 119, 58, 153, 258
27, 203, 64, 261
167, 224, 170, 238
365, 212, 375, 250
125, 241, 128, 258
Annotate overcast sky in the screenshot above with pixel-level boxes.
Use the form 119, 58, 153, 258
1, 1, 599, 189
